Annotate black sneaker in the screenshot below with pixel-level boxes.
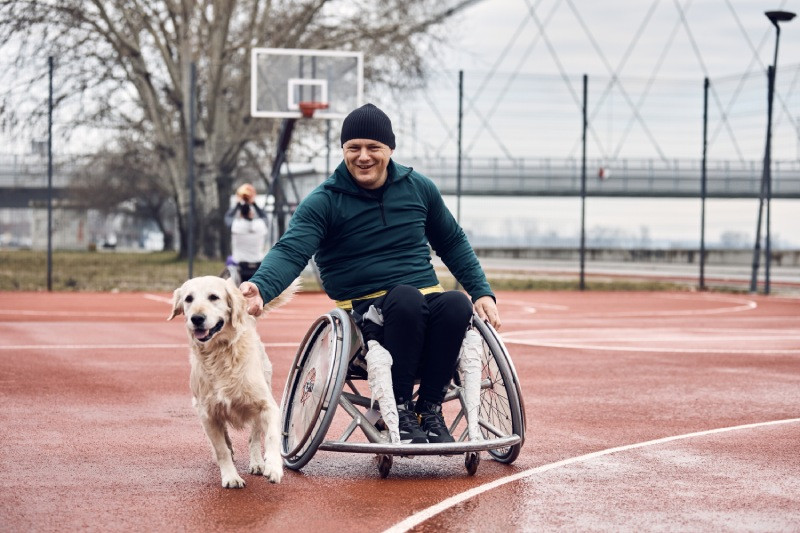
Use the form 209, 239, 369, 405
416, 400, 455, 443
397, 401, 428, 444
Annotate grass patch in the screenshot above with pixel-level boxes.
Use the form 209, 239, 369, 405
2, 249, 742, 293
1, 250, 223, 292
435, 270, 693, 293
487, 277, 689, 292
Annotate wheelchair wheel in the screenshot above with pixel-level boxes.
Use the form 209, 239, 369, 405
377, 454, 393, 478
464, 451, 481, 475
280, 309, 353, 470
471, 315, 526, 464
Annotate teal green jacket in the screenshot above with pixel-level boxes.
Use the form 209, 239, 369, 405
249, 160, 494, 304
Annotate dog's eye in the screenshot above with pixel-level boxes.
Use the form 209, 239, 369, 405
208, 294, 220, 301
185, 295, 194, 303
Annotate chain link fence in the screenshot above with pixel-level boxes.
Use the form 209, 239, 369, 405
2, 67, 799, 291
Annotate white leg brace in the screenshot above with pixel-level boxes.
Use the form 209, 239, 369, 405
365, 340, 400, 444
459, 328, 483, 441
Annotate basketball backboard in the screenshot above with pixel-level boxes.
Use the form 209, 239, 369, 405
251, 48, 363, 119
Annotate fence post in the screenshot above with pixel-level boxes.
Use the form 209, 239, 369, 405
455, 70, 464, 292
700, 77, 708, 290
457, 70, 464, 224
47, 56, 54, 292
580, 74, 588, 290
187, 62, 196, 278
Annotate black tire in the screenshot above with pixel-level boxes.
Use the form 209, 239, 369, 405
280, 311, 351, 470
377, 454, 393, 478
465, 451, 481, 475
472, 315, 526, 464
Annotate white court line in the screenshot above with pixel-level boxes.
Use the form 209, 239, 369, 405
0, 342, 299, 351
382, 418, 800, 533
502, 332, 800, 344
498, 304, 758, 324
559, 303, 756, 318
502, 331, 800, 343
500, 294, 757, 320
0, 308, 315, 319
143, 293, 172, 304
143, 293, 319, 317
0, 309, 164, 318
502, 338, 800, 354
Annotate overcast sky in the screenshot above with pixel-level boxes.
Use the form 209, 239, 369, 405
444, 0, 800, 79
410, 0, 800, 248
385, 0, 800, 163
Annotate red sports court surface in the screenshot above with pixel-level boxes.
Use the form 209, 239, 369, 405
1, 290, 798, 532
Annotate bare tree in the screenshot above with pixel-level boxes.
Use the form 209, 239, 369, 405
0, 0, 475, 258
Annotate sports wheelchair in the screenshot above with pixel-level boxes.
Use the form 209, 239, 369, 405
279, 308, 526, 478
220, 255, 261, 287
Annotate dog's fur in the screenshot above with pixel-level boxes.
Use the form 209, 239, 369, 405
168, 276, 298, 488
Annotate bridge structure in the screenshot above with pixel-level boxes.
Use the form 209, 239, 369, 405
0, 155, 76, 208
407, 157, 800, 199
2, 154, 800, 208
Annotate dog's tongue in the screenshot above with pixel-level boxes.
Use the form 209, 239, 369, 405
194, 329, 210, 340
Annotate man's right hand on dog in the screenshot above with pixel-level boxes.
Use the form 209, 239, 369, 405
240, 282, 264, 317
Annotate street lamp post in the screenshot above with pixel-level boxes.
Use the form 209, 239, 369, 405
750, 10, 795, 294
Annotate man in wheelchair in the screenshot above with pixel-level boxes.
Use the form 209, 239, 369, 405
241, 103, 500, 444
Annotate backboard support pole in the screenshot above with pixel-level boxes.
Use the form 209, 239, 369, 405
269, 118, 298, 237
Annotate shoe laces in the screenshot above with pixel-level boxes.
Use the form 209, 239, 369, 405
397, 402, 418, 424
418, 403, 448, 432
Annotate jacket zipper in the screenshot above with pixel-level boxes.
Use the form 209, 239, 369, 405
377, 199, 387, 226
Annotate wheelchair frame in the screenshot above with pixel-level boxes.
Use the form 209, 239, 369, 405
279, 308, 526, 477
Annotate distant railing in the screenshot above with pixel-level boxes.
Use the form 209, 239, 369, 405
3, 153, 800, 199
407, 157, 800, 198
0, 154, 79, 188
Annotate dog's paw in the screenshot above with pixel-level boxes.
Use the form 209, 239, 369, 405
263, 458, 283, 484
263, 466, 283, 484
221, 473, 246, 489
249, 461, 265, 475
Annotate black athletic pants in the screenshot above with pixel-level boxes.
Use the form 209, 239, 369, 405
353, 285, 474, 406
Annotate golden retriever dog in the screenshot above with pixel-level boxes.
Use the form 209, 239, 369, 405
168, 276, 297, 488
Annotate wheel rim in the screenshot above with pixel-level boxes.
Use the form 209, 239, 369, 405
473, 317, 524, 463
281, 316, 339, 463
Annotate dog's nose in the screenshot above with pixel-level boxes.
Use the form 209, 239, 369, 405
191, 314, 206, 327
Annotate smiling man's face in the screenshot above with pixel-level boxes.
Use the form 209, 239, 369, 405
342, 138, 393, 190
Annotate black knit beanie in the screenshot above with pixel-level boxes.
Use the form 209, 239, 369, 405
340, 103, 396, 149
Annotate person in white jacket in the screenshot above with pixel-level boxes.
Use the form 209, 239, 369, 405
224, 183, 269, 283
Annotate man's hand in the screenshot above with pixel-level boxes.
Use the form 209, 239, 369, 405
474, 295, 501, 330
240, 281, 264, 317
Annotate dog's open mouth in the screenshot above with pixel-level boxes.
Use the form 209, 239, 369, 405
194, 320, 224, 342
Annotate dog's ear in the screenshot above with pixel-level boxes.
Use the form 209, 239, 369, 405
225, 278, 249, 330
167, 287, 184, 321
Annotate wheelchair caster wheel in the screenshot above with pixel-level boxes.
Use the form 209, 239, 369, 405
377, 454, 393, 478
465, 451, 481, 475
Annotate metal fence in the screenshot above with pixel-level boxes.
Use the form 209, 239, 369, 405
1, 67, 799, 291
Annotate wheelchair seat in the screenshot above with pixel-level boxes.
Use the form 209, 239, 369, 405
279, 308, 526, 477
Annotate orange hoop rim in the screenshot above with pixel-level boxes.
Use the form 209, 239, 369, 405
298, 101, 329, 118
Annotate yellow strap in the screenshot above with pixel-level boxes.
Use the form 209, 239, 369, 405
336, 284, 444, 311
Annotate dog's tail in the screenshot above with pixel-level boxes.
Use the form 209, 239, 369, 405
263, 278, 301, 313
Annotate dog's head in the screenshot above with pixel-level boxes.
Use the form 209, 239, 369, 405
167, 276, 249, 343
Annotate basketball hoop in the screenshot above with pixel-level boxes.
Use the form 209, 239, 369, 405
298, 101, 329, 118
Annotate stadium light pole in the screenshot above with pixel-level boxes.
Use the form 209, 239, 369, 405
750, 10, 795, 294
